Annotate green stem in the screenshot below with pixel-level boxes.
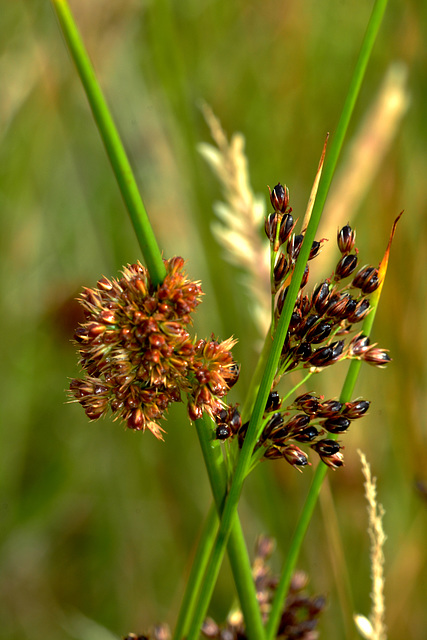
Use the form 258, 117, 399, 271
173, 502, 218, 640
186, 0, 389, 637
192, 416, 266, 640
50, 0, 166, 286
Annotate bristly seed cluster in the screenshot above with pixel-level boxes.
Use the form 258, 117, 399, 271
70, 257, 239, 439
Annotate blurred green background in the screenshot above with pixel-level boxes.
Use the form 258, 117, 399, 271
1, 1, 426, 639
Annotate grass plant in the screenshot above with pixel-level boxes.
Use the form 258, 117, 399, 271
1, 1, 425, 640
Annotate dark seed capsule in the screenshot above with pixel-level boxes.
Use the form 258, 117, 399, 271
296, 314, 319, 339
362, 269, 380, 294
350, 333, 371, 355
269, 183, 289, 212
216, 425, 231, 440
330, 340, 345, 361
285, 413, 311, 433
312, 439, 341, 456
297, 294, 312, 316
294, 342, 312, 361
270, 425, 291, 443
289, 309, 303, 332
326, 292, 352, 318
352, 265, 376, 289
282, 445, 309, 469
228, 407, 242, 433
264, 445, 284, 460
215, 408, 228, 424
362, 349, 392, 366
294, 392, 321, 415
337, 224, 356, 254
293, 426, 319, 442
335, 254, 358, 280
274, 252, 288, 288
266, 412, 284, 432
265, 212, 278, 242
347, 298, 370, 323
323, 416, 351, 433
276, 285, 289, 314
342, 400, 370, 419
317, 399, 343, 417
265, 391, 281, 413
300, 264, 310, 289
309, 240, 322, 260
312, 282, 330, 313
287, 234, 304, 261
279, 213, 295, 245
307, 345, 333, 367
238, 421, 249, 447
305, 320, 332, 344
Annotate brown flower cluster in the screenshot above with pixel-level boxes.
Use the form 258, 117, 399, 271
215, 390, 370, 470
202, 536, 325, 640
70, 257, 238, 438
265, 183, 391, 373
212, 184, 391, 470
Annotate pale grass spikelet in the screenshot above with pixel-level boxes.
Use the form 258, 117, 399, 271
198, 103, 270, 335
354, 450, 387, 640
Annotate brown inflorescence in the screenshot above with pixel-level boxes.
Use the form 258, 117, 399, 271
69, 258, 239, 438
202, 536, 326, 640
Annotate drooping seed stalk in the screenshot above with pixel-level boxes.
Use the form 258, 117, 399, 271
186, 1, 390, 638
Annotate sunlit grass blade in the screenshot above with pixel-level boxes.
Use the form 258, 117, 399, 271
50, 0, 165, 285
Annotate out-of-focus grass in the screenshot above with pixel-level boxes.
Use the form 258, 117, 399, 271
1, 1, 426, 639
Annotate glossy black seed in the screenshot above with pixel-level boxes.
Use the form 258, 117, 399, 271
265, 212, 279, 242
285, 413, 311, 433
269, 183, 289, 212
342, 400, 370, 419
265, 391, 281, 413
293, 426, 319, 442
228, 407, 242, 432
312, 282, 330, 313
296, 314, 319, 339
294, 392, 321, 415
216, 425, 231, 440
335, 254, 358, 280
317, 400, 343, 417
337, 224, 356, 254
276, 285, 289, 314
305, 321, 332, 344
330, 340, 344, 360
300, 264, 310, 289
312, 439, 341, 455
352, 266, 376, 289
347, 298, 370, 323
294, 342, 312, 361
361, 269, 380, 294
270, 425, 291, 442
323, 416, 351, 433
362, 349, 392, 366
350, 333, 371, 355
326, 292, 353, 318
215, 409, 228, 423
274, 253, 288, 288
309, 240, 321, 260
279, 213, 295, 245
266, 412, 284, 431
289, 309, 303, 332
264, 445, 284, 460
307, 345, 334, 367
297, 294, 312, 316
287, 234, 304, 261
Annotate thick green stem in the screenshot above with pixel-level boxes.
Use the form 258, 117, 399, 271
50, 0, 165, 285
192, 416, 266, 640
